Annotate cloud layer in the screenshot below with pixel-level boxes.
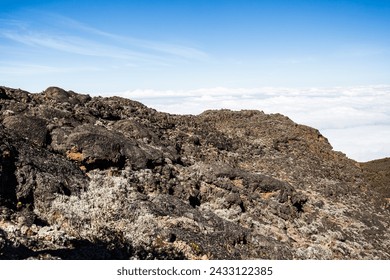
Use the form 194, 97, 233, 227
105, 85, 390, 162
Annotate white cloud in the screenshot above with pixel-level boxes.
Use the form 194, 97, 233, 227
323, 125, 390, 162
0, 62, 101, 75
106, 85, 390, 162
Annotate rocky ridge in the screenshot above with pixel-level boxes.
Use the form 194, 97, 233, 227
0, 86, 389, 259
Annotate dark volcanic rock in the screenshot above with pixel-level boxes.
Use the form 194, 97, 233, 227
0, 85, 389, 260
3, 115, 48, 147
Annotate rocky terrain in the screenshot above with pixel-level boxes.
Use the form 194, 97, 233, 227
360, 158, 390, 202
0, 86, 389, 259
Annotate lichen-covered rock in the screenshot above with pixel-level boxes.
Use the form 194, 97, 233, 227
0, 86, 389, 260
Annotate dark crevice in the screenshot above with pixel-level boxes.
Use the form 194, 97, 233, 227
45, 131, 52, 147
146, 159, 156, 169
291, 194, 307, 214
101, 115, 122, 121
17, 188, 35, 207
293, 201, 305, 213
0, 87, 9, 99
0, 144, 18, 209
168, 233, 176, 243
239, 201, 246, 213
0, 238, 134, 260
85, 156, 126, 171
34, 217, 49, 227
59, 183, 71, 196
89, 111, 122, 121
189, 195, 201, 208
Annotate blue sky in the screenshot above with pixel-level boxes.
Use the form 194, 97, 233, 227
1, 0, 390, 161
1, 0, 390, 92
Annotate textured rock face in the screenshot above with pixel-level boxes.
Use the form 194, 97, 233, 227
0, 86, 389, 259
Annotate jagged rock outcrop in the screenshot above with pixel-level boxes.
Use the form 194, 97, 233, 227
0, 86, 389, 259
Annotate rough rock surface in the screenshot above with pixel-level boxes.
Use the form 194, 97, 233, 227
360, 158, 390, 206
0, 86, 389, 259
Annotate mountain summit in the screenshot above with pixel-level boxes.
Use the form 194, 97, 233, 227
0, 86, 389, 259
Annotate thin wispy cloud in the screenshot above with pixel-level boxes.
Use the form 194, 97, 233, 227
0, 62, 101, 75
0, 14, 207, 63
0, 13, 209, 91
1, 31, 164, 62
54, 15, 208, 60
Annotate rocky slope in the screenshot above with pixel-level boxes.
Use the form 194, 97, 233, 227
360, 158, 390, 206
0, 86, 389, 259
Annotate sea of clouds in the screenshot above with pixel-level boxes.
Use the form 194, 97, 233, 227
104, 86, 390, 162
